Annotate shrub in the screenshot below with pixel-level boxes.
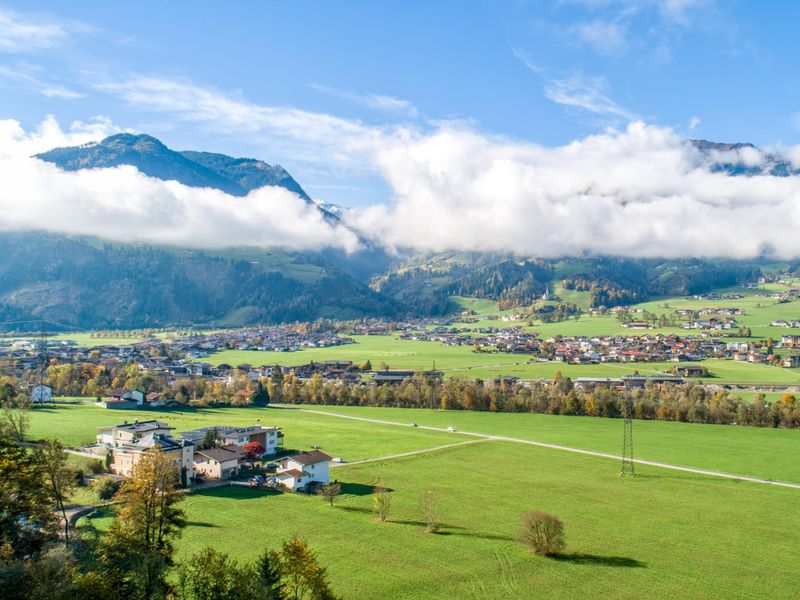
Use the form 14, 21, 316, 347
93, 476, 119, 500
87, 459, 105, 475
517, 510, 565, 556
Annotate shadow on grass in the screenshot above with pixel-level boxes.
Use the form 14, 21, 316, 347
335, 506, 372, 514
339, 482, 394, 496
191, 485, 284, 500
553, 553, 646, 568
186, 521, 219, 528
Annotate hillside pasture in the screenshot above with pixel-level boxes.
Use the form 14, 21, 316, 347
79, 438, 800, 600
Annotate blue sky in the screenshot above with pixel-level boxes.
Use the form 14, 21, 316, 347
2, 1, 800, 206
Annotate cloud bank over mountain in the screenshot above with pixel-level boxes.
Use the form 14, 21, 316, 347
0, 117, 361, 252
353, 121, 800, 258
4, 116, 800, 259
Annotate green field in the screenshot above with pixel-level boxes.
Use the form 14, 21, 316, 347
290, 405, 800, 483
77, 427, 799, 599
29, 403, 796, 598
27, 403, 456, 462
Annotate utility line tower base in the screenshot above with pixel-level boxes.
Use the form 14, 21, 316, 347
621, 396, 635, 477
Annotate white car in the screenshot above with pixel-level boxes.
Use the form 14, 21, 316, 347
447, 426, 457, 432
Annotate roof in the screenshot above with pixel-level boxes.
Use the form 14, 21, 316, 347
277, 469, 305, 479
221, 444, 246, 456
285, 450, 332, 466
98, 420, 173, 433
179, 424, 271, 442
195, 447, 242, 463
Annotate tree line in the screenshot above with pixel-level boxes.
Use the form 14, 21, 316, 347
266, 372, 800, 429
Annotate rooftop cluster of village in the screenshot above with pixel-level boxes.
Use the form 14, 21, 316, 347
80, 418, 332, 493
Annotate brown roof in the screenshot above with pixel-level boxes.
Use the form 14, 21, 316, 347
278, 469, 305, 479
288, 450, 332, 466
195, 447, 241, 464
221, 444, 246, 456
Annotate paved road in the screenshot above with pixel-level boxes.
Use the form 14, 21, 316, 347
295, 407, 800, 490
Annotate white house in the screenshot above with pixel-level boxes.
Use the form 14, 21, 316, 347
30, 384, 53, 403
276, 450, 332, 491
97, 388, 146, 409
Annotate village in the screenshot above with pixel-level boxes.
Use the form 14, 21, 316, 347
4, 296, 800, 410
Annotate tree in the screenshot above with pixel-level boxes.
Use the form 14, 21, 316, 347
176, 547, 248, 600
0, 436, 56, 560
372, 483, 391, 522
420, 489, 438, 533
98, 450, 186, 600
320, 482, 341, 508
244, 442, 265, 466
358, 360, 372, 372
202, 427, 218, 449
38, 439, 75, 545
517, 510, 565, 556
278, 536, 337, 600
254, 548, 284, 599
252, 381, 270, 406
0, 395, 30, 442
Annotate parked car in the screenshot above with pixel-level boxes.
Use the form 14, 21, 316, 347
447, 426, 457, 432
409, 422, 418, 427
264, 463, 278, 473
249, 475, 265, 487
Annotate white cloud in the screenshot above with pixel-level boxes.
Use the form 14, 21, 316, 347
688, 115, 700, 130
0, 64, 84, 99
346, 121, 800, 259
659, 0, 710, 25
544, 74, 636, 119
94, 75, 386, 172
514, 51, 634, 120
0, 118, 361, 253
310, 84, 419, 118
569, 20, 629, 55
0, 7, 88, 53
14, 88, 800, 261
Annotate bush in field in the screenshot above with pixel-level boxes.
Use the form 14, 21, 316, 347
93, 476, 119, 500
87, 459, 105, 475
517, 510, 565, 556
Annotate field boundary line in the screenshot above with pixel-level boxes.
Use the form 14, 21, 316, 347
333, 438, 488, 467
288, 407, 800, 490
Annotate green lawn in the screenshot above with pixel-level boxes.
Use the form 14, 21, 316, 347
292, 405, 800, 483
27, 403, 456, 462
81, 440, 800, 599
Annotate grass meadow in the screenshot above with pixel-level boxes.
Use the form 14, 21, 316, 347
36, 403, 797, 598
80, 440, 800, 599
